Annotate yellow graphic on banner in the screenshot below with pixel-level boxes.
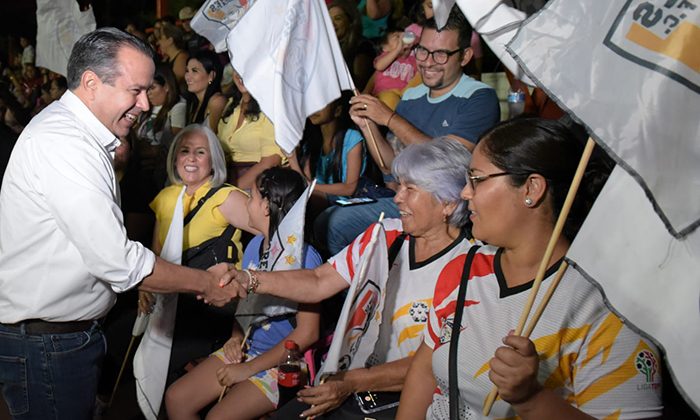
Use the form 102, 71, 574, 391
627, 21, 700, 72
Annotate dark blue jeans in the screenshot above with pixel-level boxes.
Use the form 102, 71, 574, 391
0, 321, 106, 420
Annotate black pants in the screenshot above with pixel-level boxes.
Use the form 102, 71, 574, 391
271, 395, 398, 420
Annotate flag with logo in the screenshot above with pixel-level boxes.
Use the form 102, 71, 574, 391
235, 180, 317, 331
133, 186, 185, 420
316, 223, 389, 383
508, 0, 700, 411
566, 166, 700, 411
190, 0, 257, 53
226, 0, 355, 154
431, 0, 531, 83
35, 0, 96, 76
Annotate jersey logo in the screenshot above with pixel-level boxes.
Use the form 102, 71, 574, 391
442, 119, 449, 127
439, 317, 453, 344
409, 301, 429, 323
635, 350, 661, 390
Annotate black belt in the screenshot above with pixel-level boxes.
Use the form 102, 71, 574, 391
2, 319, 98, 334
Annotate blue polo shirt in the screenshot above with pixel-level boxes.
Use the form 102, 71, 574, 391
395, 74, 500, 145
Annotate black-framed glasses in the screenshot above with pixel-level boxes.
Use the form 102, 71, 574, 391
467, 171, 511, 190
414, 46, 462, 64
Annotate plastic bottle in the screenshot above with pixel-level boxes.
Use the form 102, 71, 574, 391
278, 340, 302, 407
507, 88, 526, 119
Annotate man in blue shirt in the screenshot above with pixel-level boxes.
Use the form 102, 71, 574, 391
316, 8, 500, 255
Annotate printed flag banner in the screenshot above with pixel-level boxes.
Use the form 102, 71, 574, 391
133, 186, 186, 420
190, 0, 256, 53
432, 0, 530, 83
226, 0, 355, 154
567, 166, 700, 412
316, 223, 389, 383
35, 0, 96, 76
235, 180, 317, 331
507, 0, 700, 237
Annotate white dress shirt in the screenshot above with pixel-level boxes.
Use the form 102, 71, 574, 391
0, 90, 156, 323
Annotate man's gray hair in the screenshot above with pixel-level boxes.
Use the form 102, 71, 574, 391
166, 124, 228, 188
392, 137, 472, 227
67, 27, 154, 90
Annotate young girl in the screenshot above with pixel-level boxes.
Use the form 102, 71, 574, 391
164, 167, 322, 420
289, 91, 366, 215
370, 27, 418, 110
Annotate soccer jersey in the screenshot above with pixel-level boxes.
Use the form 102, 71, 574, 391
329, 219, 474, 367
424, 245, 663, 420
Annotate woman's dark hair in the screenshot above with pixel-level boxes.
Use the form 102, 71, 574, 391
220, 79, 261, 123
255, 167, 307, 239
186, 50, 222, 124
298, 90, 356, 183
144, 63, 180, 134
53, 76, 68, 91
478, 117, 612, 241
161, 23, 187, 51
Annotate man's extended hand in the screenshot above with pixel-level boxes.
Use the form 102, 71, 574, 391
200, 263, 246, 306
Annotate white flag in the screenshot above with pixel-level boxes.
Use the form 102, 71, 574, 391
567, 166, 700, 411
226, 0, 355, 154
432, 0, 531, 83
235, 180, 316, 331
507, 0, 700, 236
35, 0, 96, 76
190, 0, 256, 53
133, 186, 185, 420
316, 223, 389, 382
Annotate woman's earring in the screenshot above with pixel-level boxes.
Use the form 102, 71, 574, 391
443, 213, 448, 223
525, 198, 533, 206
208, 80, 212, 85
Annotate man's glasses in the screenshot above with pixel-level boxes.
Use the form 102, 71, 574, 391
415, 46, 462, 64
467, 171, 511, 190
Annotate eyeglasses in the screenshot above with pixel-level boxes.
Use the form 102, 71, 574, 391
467, 171, 510, 190
414, 46, 462, 64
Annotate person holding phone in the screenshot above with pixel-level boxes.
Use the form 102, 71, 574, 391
221, 138, 476, 419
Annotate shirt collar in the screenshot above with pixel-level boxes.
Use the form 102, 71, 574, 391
60, 90, 121, 151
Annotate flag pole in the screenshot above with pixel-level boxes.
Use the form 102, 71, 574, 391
352, 89, 387, 170
109, 334, 138, 407
219, 325, 252, 402
483, 138, 595, 416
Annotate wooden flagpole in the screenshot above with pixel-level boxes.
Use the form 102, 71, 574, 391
352, 88, 387, 170
483, 138, 595, 415
219, 325, 253, 402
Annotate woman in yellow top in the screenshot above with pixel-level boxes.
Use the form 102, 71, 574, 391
140, 124, 260, 381
218, 70, 285, 190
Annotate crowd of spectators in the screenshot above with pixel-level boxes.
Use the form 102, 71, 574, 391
0, 1, 683, 420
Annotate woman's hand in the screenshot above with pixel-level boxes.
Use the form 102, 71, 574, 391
488, 333, 543, 406
222, 336, 246, 364
137, 291, 156, 316
298, 373, 355, 418
216, 363, 251, 387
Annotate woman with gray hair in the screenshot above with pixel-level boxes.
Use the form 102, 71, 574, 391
222, 137, 476, 419
140, 124, 260, 381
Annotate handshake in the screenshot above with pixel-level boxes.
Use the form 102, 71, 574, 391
201, 263, 255, 306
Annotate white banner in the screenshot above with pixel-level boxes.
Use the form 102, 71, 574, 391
133, 186, 185, 420
568, 166, 700, 413
432, 0, 531, 84
316, 223, 389, 382
190, 0, 256, 53
235, 180, 316, 331
226, 0, 355, 154
508, 0, 700, 237
35, 0, 96, 76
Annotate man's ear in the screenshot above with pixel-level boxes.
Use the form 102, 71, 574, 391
81, 70, 100, 100
460, 47, 474, 67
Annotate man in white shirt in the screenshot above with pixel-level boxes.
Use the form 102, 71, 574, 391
0, 28, 235, 420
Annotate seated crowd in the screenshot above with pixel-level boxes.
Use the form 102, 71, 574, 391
0, 3, 674, 420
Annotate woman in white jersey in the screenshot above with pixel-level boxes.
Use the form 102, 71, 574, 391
222, 138, 476, 419
398, 118, 663, 420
